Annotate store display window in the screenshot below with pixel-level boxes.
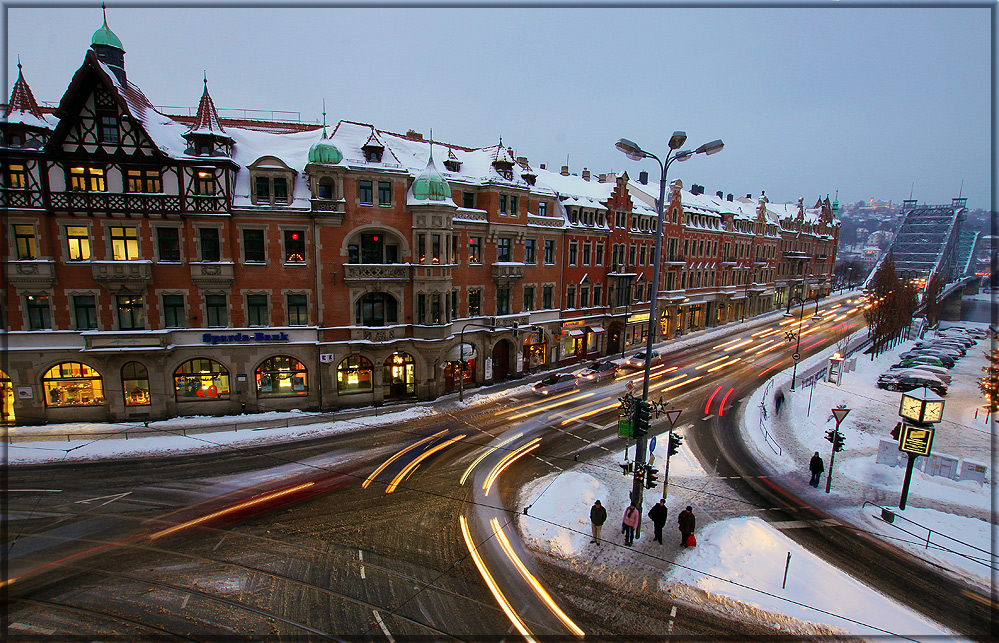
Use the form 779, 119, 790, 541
337, 355, 373, 394
122, 362, 151, 406
256, 356, 308, 397
42, 362, 105, 407
174, 358, 230, 401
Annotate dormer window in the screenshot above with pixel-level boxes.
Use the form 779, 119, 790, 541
443, 158, 461, 173
317, 177, 334, 199
194, 170, 216, 195
365, 149, 382, 163
199, 142, 212, 156
248, 156, 296, 207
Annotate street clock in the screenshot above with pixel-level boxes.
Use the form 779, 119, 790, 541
898, 388, 945, 425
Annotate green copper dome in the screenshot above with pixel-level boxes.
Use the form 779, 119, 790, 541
92, 19, 124, 51
412, 156, 451, 201
308, 138, 343, 165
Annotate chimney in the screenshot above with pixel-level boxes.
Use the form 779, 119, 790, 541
516, 156, 528, 165
639, 170, 649, 185
561, 165, 569, 176
716, 191, 724, 199
406, 130, 424, 140
746, 193, 752, 199
727, 194, 733, 201
582, 168, 590, 181
539, 163, 546, 170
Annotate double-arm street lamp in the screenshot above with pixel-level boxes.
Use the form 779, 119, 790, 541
785, 294, 823, 390
615, 132, 723, 515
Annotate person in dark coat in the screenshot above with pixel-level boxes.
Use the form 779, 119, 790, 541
589, 500, 607, 544
648, 499, 668, 544
622, 504, 640, 546
678, 506, 695, 546
809, 452, 825, 487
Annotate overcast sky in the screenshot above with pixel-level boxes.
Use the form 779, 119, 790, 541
5, 3, 994, 210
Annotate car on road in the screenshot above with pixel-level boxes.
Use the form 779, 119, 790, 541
531, 373, 578, 397
878, 374, 948, 396
623, 350, 663, 370
575, 360, 621, 383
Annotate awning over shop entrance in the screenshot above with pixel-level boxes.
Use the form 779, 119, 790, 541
445, 343, 478, 361
568, 329, 585, 338
589, 325, 606, 334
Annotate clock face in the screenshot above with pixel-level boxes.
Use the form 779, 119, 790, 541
899, 395, 923, 421
922, 401, 944, 424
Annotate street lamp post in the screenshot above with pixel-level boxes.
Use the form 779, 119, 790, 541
615, 132, 723, 520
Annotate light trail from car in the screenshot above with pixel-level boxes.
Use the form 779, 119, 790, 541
712, 337, 746, 350
505, 392, 596, 420
707, 357, 742, 373
459, 432, 524, 485
490, 517, 585, 638
483, 438, 540, 496
385, 435, 466, 493
362, 429, 449, 489
723, 339, 753, 351
695, 356, 730, 370
704, 386, 722, 414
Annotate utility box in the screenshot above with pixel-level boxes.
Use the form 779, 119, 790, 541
925, 454, 959, 479
957, 459, 988, 485
876, 440, 903, 467
827, 356, 844, 385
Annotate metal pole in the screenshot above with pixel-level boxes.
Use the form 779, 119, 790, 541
458, 327, 465, 402
825, 431, 837, 494
791, 299, 803, 390
899, 452, 917, 509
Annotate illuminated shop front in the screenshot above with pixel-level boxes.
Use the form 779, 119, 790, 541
625, 312, 650, 348
337, 355, 373, 394
2, 369, 15, 422
522, 331, 547, 371
383, 352, 415, 398
122, 362, 150, 406
256, 356, 308, 397
174, 358, 231, 401
43, 362, 105, 407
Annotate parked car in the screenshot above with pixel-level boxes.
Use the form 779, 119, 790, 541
531, 373, 578, 397
921, 336, 974, 348
878, 374, 948, 396
941, 326, 987, 339
937, 331, 978, 345
898, 356, 950, 370
889, 362, 951, 380
899, 350, 955, 367
914, 349, 960, 364
916, 341, 966, 355
575, 360, 621, 383
624, 350, 664, 370
895, 368, 951, 385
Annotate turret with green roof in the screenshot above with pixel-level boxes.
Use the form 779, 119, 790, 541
91, 5, 126, 84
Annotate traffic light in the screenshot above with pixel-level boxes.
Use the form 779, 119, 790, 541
633, 401, 651, 438
634, 467, 645, 486
619, 461, 633, 475
511, 321, 519, 338
667, 432, 683, 457
825, 429, 836, 444
834, 431, 846, 452
645, 465, 659, 489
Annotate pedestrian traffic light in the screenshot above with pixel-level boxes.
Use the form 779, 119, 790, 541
634, 467, 645, 486
667, 432, 683, 457
645, 465, 659, 489
825, 429, 836, 444
619, 461, 633, 475
833, 431, 846, 452
633, 401, 651, 438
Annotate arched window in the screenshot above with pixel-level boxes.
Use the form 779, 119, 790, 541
355, 292, 398, 326
42, 362, 104, 407
174, 358, 230, 401
256, 356, 308, 397
337, 355, 373, 394
383, 352, 415, 398
121, 362, 150, 406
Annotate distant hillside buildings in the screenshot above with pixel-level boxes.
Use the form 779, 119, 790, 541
2, 13, 839, 424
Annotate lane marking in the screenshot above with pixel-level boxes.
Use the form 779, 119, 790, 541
75, 492, 132, 506
372, 610, 395, 642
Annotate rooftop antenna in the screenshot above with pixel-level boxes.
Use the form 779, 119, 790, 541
321, 98, 327, 137
102, 2, 107, 24
958, 179, 964, 198
429, 128, 434, 160
909, 182, 914, 200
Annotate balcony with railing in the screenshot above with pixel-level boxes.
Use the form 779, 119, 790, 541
1, 188, 44, 209
720, 255, 738, 265
343, 263, 412, 284
50, 191, 184, 216
492, 263, 525, 284
310, 197, 346, 219
665, 254, 686, 266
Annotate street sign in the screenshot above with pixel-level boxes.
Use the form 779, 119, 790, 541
831, 407, 851, 425
792, 352, 800, 361
899, 423, 935, 456
618, 417, 633, 438
664, 409, 682, 427
649, 435, 657, 453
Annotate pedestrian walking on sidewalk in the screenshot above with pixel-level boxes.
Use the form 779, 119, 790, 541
678, 506, 696, 546
622, 504, 639, 546
809, 452, 825, 488
648, 499, 668, 544
589, 500, 607, 544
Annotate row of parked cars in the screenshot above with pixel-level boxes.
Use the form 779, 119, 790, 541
530, 349, 668, 396
876, 326, 984, 395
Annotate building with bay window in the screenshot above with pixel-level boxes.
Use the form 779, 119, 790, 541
1, 14, 838, 424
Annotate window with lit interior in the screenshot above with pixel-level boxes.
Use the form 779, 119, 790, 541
174, 358, 230, 401
256, 356, 308, 397
43, 362, 104, 407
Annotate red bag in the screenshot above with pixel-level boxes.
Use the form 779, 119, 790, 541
686, 533, 696, 547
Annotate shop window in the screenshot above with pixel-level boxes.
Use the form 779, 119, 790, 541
117, 294, 144, 330
174, 358, 230, 401
42, 362, 104, 407
110, 226, 139, 260
26, 294, 50, 330
122, 362, 150, 406
284, 230, 306, 263
156, 227, 180, 262
337, 355, 373, 394
355, 292, 397, 326
383, 352, 415, 397
13, 224, 36, 259
243, 229, 265, 263
74, 295, 98, 330
468, 237, 482, 264
256, 356, 308, 397
247, 294, 268, 326
67, 226, 92, 261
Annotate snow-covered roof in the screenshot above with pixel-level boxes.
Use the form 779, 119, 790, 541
4, 63, 52, 129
